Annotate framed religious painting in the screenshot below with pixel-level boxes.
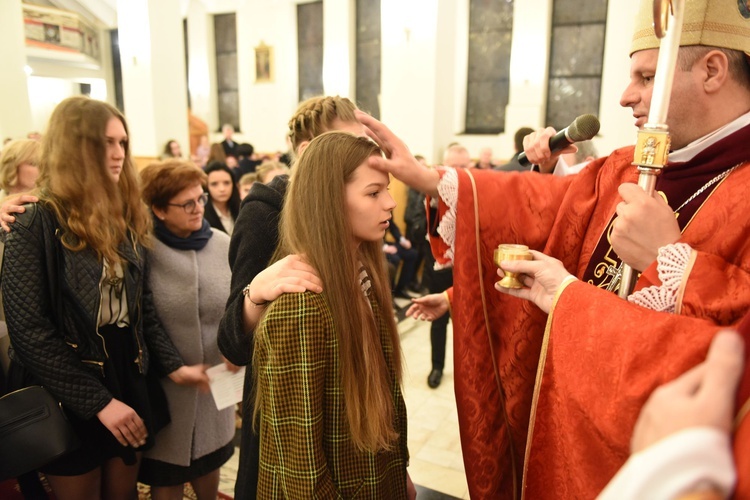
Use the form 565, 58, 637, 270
255, 42, 274, 83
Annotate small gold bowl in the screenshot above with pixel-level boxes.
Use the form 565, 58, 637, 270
494, 244, 533, 289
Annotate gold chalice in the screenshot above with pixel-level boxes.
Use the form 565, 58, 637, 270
494, 244, 533, 289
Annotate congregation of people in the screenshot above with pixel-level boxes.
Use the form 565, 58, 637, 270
2, 0, 750, 498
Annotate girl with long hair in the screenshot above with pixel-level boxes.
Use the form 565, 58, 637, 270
218, 95, 365, 499
2, 96, 208, 500
253, 131, 413, 498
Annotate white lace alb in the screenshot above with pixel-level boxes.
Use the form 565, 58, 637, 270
628, 242, 692, 312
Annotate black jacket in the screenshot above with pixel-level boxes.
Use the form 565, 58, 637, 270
218, 174, 287, 500
2, 202, 184, 420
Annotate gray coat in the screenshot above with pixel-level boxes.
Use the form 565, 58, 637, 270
144, 230, 234, 466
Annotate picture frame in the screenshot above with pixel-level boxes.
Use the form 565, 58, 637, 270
255, 42, 274, 83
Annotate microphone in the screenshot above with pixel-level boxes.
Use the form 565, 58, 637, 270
517, 114, 600, 167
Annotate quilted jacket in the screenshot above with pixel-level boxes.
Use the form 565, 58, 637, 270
2, 202, 184, 420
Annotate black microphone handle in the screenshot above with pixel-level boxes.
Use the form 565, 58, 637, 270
517, 127, 572, 167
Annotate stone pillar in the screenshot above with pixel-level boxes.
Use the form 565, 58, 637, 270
323, 0, 355, 98
0, 0, 34, 141
116, 0, 189, 158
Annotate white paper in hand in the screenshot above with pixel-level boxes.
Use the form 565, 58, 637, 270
206, 363, 246, 410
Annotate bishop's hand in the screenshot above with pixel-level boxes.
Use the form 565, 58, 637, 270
612, 183, 681, 272
495, 250, 574, 314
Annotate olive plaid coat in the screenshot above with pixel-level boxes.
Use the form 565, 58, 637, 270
255, 291, 409, 499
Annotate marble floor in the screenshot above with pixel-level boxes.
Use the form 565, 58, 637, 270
218, 300, 469, 499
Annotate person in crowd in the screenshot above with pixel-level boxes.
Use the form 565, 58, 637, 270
0, 139, 40, 201
385, 222, 418, 300
220, 124, 238, 159
217, 95, 368, 500
236, 143, 260, 177
407, 145, 467, 389
206, 142, 226, 167
192, 135, 211, 169
255, 160, 289, 184
26, 131, 42, 141
357, 0, 750, 496
252, 131, 414, 498
556, 140, 599, 176
0, 138, 40, 364
202, 162, 240, 236
238, 172, 257, 200
473, 147, 496, 169
496, 126, 535, 172
138, 160, 235, 500
160, 140, 183, 160
403, 155, 431, 296
0, 138, 42, 497
2, 96, 208, 500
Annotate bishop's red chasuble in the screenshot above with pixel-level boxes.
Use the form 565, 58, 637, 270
428, 141, 750, 499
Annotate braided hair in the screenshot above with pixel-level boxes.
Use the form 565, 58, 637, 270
287, 96, 359, 154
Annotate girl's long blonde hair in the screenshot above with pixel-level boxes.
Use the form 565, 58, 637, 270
37, 96, 151, 268
258, 132, 402, 452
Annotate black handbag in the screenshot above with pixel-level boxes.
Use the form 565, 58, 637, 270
0, 385, 80, 481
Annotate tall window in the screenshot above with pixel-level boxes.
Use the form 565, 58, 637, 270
545, 0, 608, 130
465, 0, 514, 134
214, 13, 239, 131
355, 0, 381, 119
297, 1, 324, 102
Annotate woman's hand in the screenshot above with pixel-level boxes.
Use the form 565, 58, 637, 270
97, 398, 148, 448
168, 364, 210, 392
246, 254, 323, 305
406, 293, 449, 321
495, 250, 574, 314
0, 193, 39, 232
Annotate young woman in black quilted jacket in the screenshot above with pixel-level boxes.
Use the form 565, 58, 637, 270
2, 96, 209, 500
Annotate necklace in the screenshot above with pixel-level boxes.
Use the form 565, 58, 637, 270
673, 163, 741, 217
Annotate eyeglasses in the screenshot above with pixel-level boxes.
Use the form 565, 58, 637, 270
167, 193, 208, 214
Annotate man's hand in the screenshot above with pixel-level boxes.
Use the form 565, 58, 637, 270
612, 183, 681, 272
0, 194, 39, 232
406, 293, 449, 321
168, 364, 210, 392
355, 110, 440, 198
495, 250, 574, 314
97, 398, 148, 448
631, 330, 744, 454
522, 127, 576, 174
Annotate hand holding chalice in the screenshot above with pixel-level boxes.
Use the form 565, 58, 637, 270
494, 244, 533, 288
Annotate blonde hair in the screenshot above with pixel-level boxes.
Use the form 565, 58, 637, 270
256, 132, 402, 452
238, 172, 257, 186
0, 139, 40, 192
37, 96, 151, 272
255, 161, 289, 184
287, 96, 359, 154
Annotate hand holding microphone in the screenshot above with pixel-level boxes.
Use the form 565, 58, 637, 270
519, 114, 600, 171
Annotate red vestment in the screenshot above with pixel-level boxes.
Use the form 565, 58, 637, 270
429, 145, 750, 499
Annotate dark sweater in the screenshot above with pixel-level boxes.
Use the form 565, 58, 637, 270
217, 174, 288, 500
